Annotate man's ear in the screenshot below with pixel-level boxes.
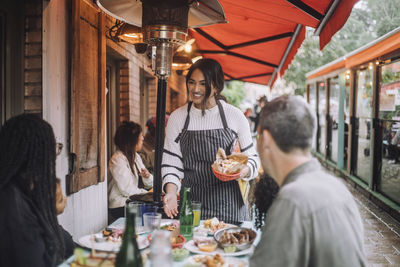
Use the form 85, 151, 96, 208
261, 129, 274, 149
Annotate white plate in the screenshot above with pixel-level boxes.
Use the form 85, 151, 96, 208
184, 240, 254, 257
78, 234, 149, 252
186, 254, 248, 267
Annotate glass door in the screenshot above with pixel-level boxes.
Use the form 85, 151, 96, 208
317, 81, 326, 155
354, 67, 373, 184
378, 59, 400, 204
308, 83, 317, 151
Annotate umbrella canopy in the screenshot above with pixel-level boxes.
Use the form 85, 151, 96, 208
191, 0, 359, 86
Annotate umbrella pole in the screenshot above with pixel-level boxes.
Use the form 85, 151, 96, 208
153, 77, 167, 203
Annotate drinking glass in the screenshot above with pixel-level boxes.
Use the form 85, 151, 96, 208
125, 201, 143, 232
150, 230, 172, 267
192, 201, 202, 227
141, 204, 158, 225
143, 212, 162, 233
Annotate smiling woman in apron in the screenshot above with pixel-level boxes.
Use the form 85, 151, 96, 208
162, 59, 260, 224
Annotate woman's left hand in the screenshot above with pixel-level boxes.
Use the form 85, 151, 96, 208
238, 166, 250, 179
140, 168, 151, 179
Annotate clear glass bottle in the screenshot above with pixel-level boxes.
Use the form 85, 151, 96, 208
115, 205, 143, 267
179, 187, 194, 239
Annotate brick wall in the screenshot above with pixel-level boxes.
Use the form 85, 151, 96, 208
119, 60, 130, 122
148, 78, 157, 118
24, 1, 42, 116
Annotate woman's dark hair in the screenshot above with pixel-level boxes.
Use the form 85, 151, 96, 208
114, 121, 142, 168
0, 114, 64, 264
186, 58, 226, 114
251, 174, 280, 230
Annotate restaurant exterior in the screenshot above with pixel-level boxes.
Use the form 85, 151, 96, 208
1, 0, 360, 241
306, 27, 400, 221
0, 0, 187, 238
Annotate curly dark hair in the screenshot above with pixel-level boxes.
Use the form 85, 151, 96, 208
251, 174, 280, 230
0, 114, 64, 264
114, 121, 142, 168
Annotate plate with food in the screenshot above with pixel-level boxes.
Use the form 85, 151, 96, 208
184, 254, 248, 267
147, 232, 186, 249
196, 217, 235, 236
78, 229, 149, 252
160, 220, 179, 231
214, 227, 257, 252
70, 248, 115, 267
184, 236, 254, 257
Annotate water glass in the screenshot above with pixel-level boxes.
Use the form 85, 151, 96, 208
143, 212, 162, 233
141, 204, 158, 225
125, 201, 143, 229
192, 201, 202, 227
150, 230, 173, 267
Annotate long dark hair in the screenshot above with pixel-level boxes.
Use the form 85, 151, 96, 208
186, 58, 226, 114
0, 114, 64, 264
251, 174, 280, 230
114, 121, 142, 168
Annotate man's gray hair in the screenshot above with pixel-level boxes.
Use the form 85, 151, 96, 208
259, 95, 316, 153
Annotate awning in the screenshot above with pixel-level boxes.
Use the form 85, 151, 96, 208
191, 0, 359, 86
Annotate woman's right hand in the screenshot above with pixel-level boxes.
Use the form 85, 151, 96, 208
163, 193, 178, 218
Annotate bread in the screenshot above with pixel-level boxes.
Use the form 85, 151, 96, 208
212, 148, 248, 175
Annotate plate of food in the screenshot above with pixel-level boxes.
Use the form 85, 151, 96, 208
70, 248, 115, 267
196, 217, 235, 236
214, 227, 257, 252
184, 236, 254, 257
78, 229, 150, 252
184, 254, 248, 267
160, 220, 179, 231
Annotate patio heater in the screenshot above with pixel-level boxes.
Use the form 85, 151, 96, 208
97, 0, 226, 203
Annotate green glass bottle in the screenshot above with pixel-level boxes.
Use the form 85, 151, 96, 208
179, 187, 193, 239
115, 205, 143, 267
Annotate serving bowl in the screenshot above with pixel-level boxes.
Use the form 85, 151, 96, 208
211, 168, 241, 182
213, 227, 257, 251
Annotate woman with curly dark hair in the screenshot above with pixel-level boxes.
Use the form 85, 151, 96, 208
0, 114, 64, 267
108, 121, 153, 221
251, 174, 280, 230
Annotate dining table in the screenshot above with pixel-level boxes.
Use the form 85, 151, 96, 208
59, 217, 261, 267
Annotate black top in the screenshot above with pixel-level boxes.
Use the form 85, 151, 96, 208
60, 225, 75, 259
0, 184, 51, 267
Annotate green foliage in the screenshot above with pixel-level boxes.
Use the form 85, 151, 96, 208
283, 0, 400, 95
222, 81, 246, 108
382, 68, 400, 85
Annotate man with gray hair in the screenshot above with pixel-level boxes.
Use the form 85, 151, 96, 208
250, 95, 366, 267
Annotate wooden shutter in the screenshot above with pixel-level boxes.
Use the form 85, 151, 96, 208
67, 0, 106, 194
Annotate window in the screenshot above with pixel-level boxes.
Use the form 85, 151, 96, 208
317, 81, 326, 154
378, 59, 400, 204
354, 67, 373, 183
308, 83, 317, 151
328, 76, 340, 163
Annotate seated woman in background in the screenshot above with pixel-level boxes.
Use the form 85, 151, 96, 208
108, 121, 153, 221
0, 114, 64, 267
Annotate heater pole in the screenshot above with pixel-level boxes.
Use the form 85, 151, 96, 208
153, 77, 167, 203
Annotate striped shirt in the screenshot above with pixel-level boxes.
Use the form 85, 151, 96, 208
162, 101, 260, 192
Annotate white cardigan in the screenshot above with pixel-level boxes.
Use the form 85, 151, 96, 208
108, 150, 153, 209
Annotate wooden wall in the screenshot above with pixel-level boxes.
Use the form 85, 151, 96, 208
24, 1, 42, 115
